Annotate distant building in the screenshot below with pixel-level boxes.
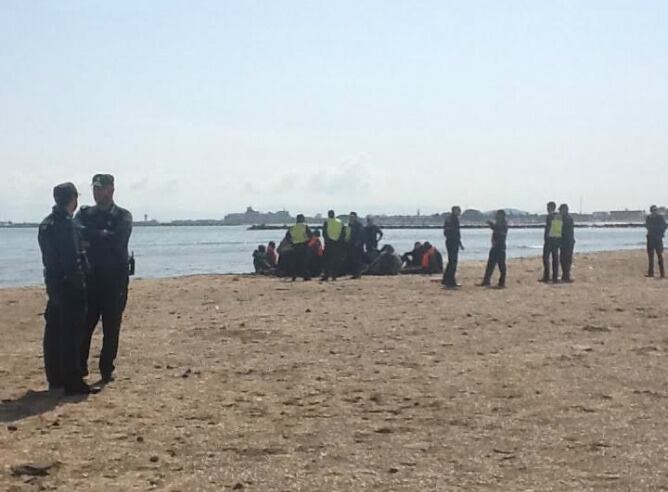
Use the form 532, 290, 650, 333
609, 210, 644, 222
222, 207, 292, 225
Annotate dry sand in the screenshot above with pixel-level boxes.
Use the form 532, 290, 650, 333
1, 250, 667, 491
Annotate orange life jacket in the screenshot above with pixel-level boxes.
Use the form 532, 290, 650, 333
421, 247, 435, 269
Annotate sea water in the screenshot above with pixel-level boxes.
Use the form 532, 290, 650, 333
0, 225, 645, 288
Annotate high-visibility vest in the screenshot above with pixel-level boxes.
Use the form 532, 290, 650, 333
325, 218, 343, 241
549, 216, 563, 238
290, 223, 308, 244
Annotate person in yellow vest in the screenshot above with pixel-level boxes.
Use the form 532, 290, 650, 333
285, 214, 313, 281
321, 210, 345, 281
541, 201, 562, 283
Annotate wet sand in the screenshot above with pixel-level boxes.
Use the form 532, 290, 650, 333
1, 250, 667, 491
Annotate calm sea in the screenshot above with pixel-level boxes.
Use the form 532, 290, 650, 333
0, 225, 645, 288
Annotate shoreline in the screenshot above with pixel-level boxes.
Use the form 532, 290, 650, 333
0, 247, 645, 291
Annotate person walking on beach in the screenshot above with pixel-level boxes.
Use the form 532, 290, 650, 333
479, 210, 508, 288
77, 174, 133, 383
285, 214, 313, 281
346, 211, 365, 279
541, 201, 561, 283
442, 206, 464, 288
645, 205, 666, 278
364, 216, 383, 254
321, 210, 345, 281
38, 183, 91, 395
559, 204, 575, 282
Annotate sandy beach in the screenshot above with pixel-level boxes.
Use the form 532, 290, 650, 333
1, 250, 667, 491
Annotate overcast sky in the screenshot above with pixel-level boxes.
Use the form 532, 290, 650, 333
1, 1, 666, 221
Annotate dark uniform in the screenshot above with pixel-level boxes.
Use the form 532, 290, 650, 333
76, 179, 132, 381
322, 217, 345, 280
363, 223, 383, 253
285, 220, 313, 281
560, 213, 575, 282
346, 219, 365, 278
646, 212, 667, 277
37, 183, 89, 393
481, 220, 508, 287
542, 213, 561, 282
442, 214, 462, 287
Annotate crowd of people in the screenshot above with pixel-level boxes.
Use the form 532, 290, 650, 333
253, 203, 667, 286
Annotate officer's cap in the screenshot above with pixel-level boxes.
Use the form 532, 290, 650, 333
92, 173, 115, 187
53, 182, 79, 205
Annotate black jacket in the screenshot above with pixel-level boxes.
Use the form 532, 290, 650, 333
646, 214, 667, 241
443, 215, 461, 245
75, 203, 133, 270
38, 206, 87, 290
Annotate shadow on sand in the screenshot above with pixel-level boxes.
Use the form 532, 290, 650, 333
0, 389, 89, 423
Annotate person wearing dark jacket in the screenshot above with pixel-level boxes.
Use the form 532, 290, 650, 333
401, 242, 424, 268
346, 211, 365, 279
321, 210, 345, 281
285, 214, 313, 281
479, 210, 508, 288
442, 206, 464, 288
363, 216, 383, 253
76, 174, 133, 383
646, 205, 667, 278
541, 201, 561, 283
38, 182, 91, 395
559, 204, 575, 282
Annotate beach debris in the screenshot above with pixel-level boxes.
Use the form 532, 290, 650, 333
583, 324, 611, 332
388, 467, 399, 474
7, 425, 18, 432
150, 455, 159, 463
181, 368, 192, 378
10, 461, 57, 477
232, 483, 244, 490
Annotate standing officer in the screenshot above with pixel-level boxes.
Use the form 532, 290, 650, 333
285, 213, 313, 281
442, 206, 464, 288
321, 210, 345, 281
38, 182, 91, 395
645, 205, 667, 278
346, 211, 365, 279
77, 174, 133, 383
479, 210, 508, 288
541, 201, 562, 283
363, 216, 383, 254
559, 203, 575, 282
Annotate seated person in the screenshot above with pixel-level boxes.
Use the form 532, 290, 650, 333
307, 230, 324, 277
420, 241, 443, 274
366, 244, 402, 276
266, 241, 278, 267
401, 241, 425, 268
252, 245, 274, 275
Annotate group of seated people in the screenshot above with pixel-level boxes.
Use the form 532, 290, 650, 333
252, 236, 443, 277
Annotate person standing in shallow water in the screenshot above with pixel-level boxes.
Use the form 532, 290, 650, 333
559, 204, 575, 282
645, 205, 667, 278
479, 209, 508, 288
442, 206, 464, 288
